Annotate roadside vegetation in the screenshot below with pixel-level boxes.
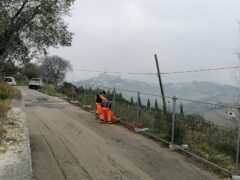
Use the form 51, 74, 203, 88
0, 82, 15, 144
40, 85, 63, 97
40, 82, 237, 174
0, 1, 75, 148
0, 0, 75, 89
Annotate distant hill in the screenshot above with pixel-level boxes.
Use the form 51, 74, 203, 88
77, 73, 239, 100
77, 73, 240, 114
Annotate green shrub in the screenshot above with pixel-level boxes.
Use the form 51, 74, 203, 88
13, 74, 29, 86
190, 143, 235, 171
41, 85, 60, 96
0, 83, 15, 100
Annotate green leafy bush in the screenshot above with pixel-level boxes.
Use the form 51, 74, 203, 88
0, 83, 15, 100
0, 82, 15, 119
13, 74, 29, 86
40, 85, 61, 96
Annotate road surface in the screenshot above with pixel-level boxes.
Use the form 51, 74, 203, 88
19, 87, 219, 180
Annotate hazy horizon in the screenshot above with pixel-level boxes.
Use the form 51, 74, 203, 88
72, 72, 240, 88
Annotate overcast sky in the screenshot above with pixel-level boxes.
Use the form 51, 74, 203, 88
49, 0, 240, 86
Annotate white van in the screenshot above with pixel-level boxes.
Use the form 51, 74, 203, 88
4, 76, 17, 86
29, 78, 43, 89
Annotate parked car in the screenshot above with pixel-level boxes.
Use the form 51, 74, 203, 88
29, 78, 43, 89
4, 76, 16, 86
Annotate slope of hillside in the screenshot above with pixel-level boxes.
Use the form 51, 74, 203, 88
77, 73, 240, 105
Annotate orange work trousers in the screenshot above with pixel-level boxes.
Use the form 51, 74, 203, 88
96, 103, 102, 114
96, 103, 104, 119
101, 107, 117, 123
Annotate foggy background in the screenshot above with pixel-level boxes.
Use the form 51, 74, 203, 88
49, 0, 240, 86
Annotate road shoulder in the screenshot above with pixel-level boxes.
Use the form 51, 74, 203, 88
0, 89, 33, 180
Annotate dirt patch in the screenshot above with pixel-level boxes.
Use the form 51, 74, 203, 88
0, 144, 8, 153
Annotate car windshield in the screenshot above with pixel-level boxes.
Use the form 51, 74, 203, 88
5, 78, 12, 82
31, 78, 40, 81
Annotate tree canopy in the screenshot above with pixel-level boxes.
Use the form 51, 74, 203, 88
23, 63, 42, 79
0, 0, 74, 64
41, 55, 72, 84
0, 60, 18, 76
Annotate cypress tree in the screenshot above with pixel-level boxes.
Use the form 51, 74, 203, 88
154, 99, 159, 110
180, 103, 184, 117
138, 96, 142, 107
147, 98, 151, 109
130, 97, 134, 105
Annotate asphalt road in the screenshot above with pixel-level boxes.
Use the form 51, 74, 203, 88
19, 86, 220, 180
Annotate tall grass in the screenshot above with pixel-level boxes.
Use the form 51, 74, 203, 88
0, 82, 15, 117
0, 82, 15, 144
0, 82, 15, 100
40, 84, 63, 96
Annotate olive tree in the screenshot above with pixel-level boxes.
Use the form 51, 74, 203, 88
41, 55, 72, 84
23, 63, 42, 79
0, 0, 74, 64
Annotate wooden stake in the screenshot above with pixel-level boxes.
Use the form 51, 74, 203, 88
154, 54, 167, 114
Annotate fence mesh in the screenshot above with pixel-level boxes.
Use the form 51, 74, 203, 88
174, 99, 238, 173
102, 87, 239, 172
73, 84, 239, 175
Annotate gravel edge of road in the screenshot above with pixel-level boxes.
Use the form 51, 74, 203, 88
0, 89, 33, 180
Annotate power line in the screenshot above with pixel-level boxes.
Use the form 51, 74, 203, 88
74, 69, 156, 76
74, 66, 240, 76
77, 82, 240, 109
161, 66, 240, 75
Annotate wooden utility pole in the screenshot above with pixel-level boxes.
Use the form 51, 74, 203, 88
154, 54, 167, 114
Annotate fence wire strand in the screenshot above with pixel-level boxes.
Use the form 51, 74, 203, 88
74, 83, 240, 176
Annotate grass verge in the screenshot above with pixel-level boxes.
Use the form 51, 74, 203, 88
0, 82, 15, 145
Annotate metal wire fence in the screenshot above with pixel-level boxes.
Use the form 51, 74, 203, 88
73, 83, 240, 176
172, 98, 238, 174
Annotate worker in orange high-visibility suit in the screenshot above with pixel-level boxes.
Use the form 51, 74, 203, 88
99, 91, 118, 124
96, 91, 105, 119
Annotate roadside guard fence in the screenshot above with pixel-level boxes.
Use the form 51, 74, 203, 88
114, 90, 239, 175
75, 84, 240, 177
170, 97, 238, 176
74, 85, 102, 111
